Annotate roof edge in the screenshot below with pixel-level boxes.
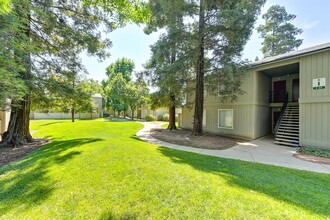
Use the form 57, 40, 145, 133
250, 42, 330, 68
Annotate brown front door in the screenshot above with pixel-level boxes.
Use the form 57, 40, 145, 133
273, 80, 286, 103
292, 79, 299, 102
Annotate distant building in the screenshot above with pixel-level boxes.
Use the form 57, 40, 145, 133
30, 93, 103, 119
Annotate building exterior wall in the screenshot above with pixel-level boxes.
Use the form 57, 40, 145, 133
92, 96, 103, 118
0, 110, 11, 134
30, 112, 100, 119
182, 70, 267, 139
31, 94, 103, 120
138, 106, 181, 120
182, 47, 330, 148
299, 50, 330, 149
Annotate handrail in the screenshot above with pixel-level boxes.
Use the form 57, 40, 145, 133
273, 92, 289, 135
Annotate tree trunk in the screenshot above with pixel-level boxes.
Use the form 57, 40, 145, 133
71, 107, 75, 122
131, 108, 134, 120
0, 96, 33, 148
0, 4, 33, 148
168, 93, 177, 130
192, 0, 205, 136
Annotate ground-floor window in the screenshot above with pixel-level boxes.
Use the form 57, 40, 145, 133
218, 109, 233, 129
203, 109, 206, 126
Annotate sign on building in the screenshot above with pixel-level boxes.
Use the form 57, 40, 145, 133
312, 78, 326, 90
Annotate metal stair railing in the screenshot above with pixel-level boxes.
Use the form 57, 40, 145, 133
273, 92, 289, 136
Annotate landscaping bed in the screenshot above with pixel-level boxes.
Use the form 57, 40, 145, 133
150, 128, 243, 150
0, 139, 49, 167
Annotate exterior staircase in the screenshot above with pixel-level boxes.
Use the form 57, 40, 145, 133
274, 105, 299, 147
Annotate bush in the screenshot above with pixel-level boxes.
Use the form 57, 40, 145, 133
162, 113, 169, 122
145, 114, 155, 122
103, 112, 110, 118
299, 147, 330, 158
157, 113, 169, 122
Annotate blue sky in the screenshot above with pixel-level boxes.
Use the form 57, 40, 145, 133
82, 0, 330, 82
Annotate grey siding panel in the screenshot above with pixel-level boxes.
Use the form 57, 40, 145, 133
254, 105, 271, 138
182, 104, 255, 139
300, 50, 330, 149
203, 104, 255, 139
300, 103, 330, 149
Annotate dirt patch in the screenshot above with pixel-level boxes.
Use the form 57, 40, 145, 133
293, 152, 330, 165
0, 139, 50, 167
150, 128, 243, 150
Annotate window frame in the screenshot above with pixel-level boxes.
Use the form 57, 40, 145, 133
218, 109, 233, 129
203, 109, 206, 126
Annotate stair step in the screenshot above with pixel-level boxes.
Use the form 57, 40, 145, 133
276, 135, 299, 140
278, 126, 299, 130
277, 131, 299, 135
278, 129, 299, 133
281, 122, 299, 125
281, 122, 299, 127
275, 138, 299, 143
274, 141, 299, 147
277, 132, 299, 136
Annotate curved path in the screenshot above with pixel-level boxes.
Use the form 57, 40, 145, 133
136, 122, 330, 174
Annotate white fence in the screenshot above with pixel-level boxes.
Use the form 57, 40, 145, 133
30, 112, 100, 119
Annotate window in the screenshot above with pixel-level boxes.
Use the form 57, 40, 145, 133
182, 93, 187, 105
218, 109, 233, 129
203, 109, 206, 126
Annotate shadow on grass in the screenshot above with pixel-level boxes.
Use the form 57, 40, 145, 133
129, 135, 145, 142
0, 138, 103, 215
158, 147, 330, 217
39, 121, 65, 127
98, 210, 137, 220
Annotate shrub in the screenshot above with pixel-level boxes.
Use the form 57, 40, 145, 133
299, 147, 330, 158
162, 113, 169, 122
103, 112, 110, 118
145, 114, 155, 122
157, 113, 169, 122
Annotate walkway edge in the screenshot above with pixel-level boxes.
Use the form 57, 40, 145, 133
136, 122, 330, 174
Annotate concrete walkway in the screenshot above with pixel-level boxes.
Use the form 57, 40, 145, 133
136, 122, 330, 174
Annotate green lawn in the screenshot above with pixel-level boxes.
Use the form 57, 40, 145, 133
0, 119, 329, 219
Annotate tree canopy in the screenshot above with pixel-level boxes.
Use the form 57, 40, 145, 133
0, 0, 149, 147
105, 57, 135, 82
257, 4, 303, 57
146, 0, 265, 134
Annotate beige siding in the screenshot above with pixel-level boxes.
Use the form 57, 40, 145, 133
253, 71, 272, 138
0, 111, 11, 134
182, 70, 268, 139
300, 50, 330, 149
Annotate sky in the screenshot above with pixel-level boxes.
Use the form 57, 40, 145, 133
82, 0, 330, 82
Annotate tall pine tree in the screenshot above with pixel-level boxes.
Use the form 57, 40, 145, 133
145, 0, 191, 130
257, 4, 303, 57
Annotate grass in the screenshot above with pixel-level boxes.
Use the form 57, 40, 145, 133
0, 119, 329, 219
299, 147, 330, 158
160, 122, 179, 128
